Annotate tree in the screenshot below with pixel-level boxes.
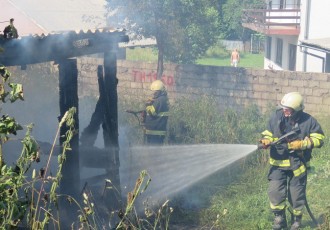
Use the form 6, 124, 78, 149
220, 0, 264, 41
105, 0, 220, 78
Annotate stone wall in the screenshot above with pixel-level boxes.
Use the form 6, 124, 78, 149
78, 57, 330, 115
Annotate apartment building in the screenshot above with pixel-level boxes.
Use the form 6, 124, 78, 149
242, 0, 330, 73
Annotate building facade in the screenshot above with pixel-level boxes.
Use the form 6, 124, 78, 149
243, 0, 330, 73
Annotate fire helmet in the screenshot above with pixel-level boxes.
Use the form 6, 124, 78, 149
150, 80, 165, 91
280, 92, 304, 111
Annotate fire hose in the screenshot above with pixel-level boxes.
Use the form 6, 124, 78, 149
258, 129, 320, 227
125, 110, 147, 144
125, 110, 145, 126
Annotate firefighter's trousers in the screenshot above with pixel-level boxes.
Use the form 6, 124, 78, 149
268, 167, 307, 216
145, 134, 165, 145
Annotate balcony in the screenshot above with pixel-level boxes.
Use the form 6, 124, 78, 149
242, 6, 300, 36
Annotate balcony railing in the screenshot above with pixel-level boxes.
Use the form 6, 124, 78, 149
242, 7, 301, 35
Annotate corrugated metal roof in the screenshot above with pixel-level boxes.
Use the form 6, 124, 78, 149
300, 38, 330, 52
1, 0, 131, 67
0, 27, 129, 66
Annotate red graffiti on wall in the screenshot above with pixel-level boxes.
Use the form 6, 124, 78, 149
132, 70, 175, 86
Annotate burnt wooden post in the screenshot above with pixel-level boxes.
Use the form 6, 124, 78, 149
58, 58, 80, 196
79, 66, 105, 147
102, 51, 122, 208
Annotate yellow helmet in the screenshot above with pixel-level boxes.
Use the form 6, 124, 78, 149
150, 80, 165, 91
280, 92, 304, 111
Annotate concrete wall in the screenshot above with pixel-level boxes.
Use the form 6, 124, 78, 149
78, 58, 330, 115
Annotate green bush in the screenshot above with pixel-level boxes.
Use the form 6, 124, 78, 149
204, 41, 231, 59
167, 95, 266, 145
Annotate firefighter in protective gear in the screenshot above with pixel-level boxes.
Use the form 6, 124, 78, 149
144, 80, 169, 145
3, 18, 18, 39
260, 92, 324, 230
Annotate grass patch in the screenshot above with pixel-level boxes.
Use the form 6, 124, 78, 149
196, 52, 264, 69
126, 47, 264, 69
126, 47, 158, 62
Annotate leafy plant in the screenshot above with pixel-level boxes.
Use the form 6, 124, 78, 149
106, 0, 220, 79
204, 40, 231, 59
0, 65, 175, 229
116, 170, 173, 230
0, 108, 77, 229
0, 65, 80, 229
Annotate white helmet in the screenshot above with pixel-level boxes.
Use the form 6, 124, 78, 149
280, 92, 304, 111
150, 80, 165, 91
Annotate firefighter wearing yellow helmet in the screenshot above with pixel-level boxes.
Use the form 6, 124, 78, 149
259, 92, 324, 230
144, 80, 169, 145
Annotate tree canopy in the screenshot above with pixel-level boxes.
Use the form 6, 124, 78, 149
105, 0, 265, 77
220, 0, 264, 41
105, 0, 220, 77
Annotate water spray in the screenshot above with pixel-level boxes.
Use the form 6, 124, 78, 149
120, 144, 257, 205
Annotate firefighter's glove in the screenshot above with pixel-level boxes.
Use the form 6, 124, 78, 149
288, 137, 312, 151
259, 139, 271, 149
145, 98, 154, 106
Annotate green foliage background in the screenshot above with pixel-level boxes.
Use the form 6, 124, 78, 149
127, 46, 265, 69
106, 0, 220, 64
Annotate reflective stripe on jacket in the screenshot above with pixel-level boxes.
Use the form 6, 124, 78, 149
262, 109, 324, 175
145, 91, 169, 136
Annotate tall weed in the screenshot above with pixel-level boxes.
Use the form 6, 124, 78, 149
204, 41, 231, 59
167, 95, 266, 145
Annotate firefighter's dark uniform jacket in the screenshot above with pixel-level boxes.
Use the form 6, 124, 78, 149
145, 90, 169, 137
262, 108, 324, 216
3, 24, 18, 39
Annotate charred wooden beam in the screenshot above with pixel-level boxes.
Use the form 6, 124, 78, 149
102, 51, 122, 209
80, 65, 106, 147
58, 58, 80, 195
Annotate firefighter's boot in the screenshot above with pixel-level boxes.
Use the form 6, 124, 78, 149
272, 211, 287, 230
290, 215, 302, 230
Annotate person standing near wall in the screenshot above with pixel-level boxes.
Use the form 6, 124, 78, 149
259, 92, 325, 230
144, 80, 170, 145
230, 48, 240, 67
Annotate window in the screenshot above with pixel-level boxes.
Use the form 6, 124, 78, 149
295, 0, 301, 8
268, 0, 272, 9
297, 0, 301, 7
276, 38, 283, 66
288, 44, 296, 71
266, 37, 272, 59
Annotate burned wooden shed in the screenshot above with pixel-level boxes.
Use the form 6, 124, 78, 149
0, 28, 129, 217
